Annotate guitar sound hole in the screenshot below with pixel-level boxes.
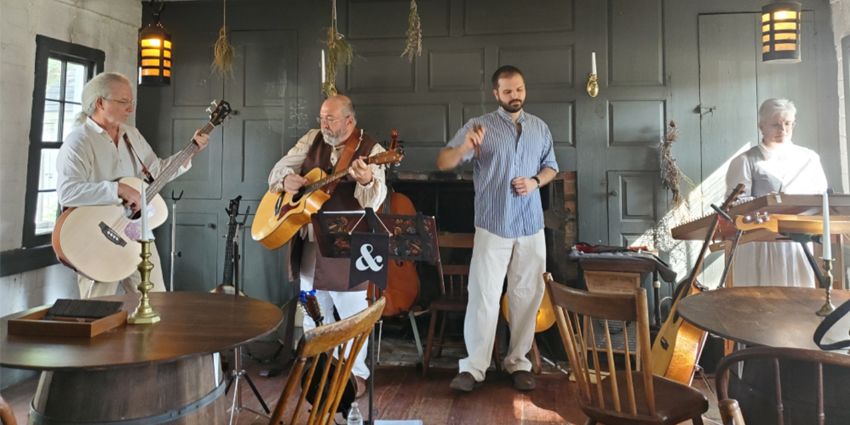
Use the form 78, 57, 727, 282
292, 189, 305, 204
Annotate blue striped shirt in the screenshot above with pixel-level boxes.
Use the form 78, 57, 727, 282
447, 108, 559, 238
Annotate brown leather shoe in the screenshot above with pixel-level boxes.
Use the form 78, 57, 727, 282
355, 376, 367, 398
511, 370, 535, 391
449, 372, 482, 392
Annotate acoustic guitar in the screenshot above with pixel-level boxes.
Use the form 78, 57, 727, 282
52, 100, 231, 283
252, 148, 403, 250
650, 183, 745, 384
499, 287, 556, 333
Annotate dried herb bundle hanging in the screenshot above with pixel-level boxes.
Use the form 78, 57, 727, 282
323, 0, 353, 97
659, 120, 693, 205
401, 0, 422, 62
212, 0, 234, 78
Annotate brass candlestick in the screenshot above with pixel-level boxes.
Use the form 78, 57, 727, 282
128, 239, 161, 324
816, 257, 836, 317
586, 73, 599, 97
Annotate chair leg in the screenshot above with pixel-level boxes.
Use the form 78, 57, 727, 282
691, 415, 704, 425
583, 419, 596, 425
376, 319, 383, 364
423, 310, 439, 377
530, 338, 542, 375
408, 310, 424, 362
436, 312, 449, 358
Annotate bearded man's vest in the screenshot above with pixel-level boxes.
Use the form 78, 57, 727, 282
288, 129, 378, 291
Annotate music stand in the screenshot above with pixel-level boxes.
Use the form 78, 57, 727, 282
312, 208, 438, 424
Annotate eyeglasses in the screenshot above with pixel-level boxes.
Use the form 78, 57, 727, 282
768, 121, 796, 131
103, 97, 136, 107
316, 115, 349, 125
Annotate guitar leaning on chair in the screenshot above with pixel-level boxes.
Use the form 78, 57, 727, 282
52, 100, 232, 283
251, 148, 403, 250
650, 183, 745, 385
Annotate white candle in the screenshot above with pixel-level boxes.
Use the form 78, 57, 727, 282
591, 51, 597, 75
140, 184, 150, 241
321, 49, 326, 84
823, 191, 832, 260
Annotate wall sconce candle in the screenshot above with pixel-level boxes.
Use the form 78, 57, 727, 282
586, 51, 599, 98
321, 49, 326, 84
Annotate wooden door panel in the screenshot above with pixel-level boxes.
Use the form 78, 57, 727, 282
607, 171, 664, 245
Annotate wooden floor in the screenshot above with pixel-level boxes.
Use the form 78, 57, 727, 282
1, 338, 723, 425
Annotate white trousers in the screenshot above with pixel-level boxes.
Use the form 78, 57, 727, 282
300, 240, 370, 379
459, 227, 546, 381
77, 242, 167, 298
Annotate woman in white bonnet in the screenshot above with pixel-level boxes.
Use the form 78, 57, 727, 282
725, 98, 828, 287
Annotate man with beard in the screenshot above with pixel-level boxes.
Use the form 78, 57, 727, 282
436, 65, 559, 392
267, 94, 386, 397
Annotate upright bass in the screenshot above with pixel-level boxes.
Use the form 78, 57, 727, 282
370, 130, 420, 317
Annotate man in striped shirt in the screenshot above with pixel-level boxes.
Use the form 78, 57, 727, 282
437, 65, 559, 392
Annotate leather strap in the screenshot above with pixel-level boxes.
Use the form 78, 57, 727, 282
123, 133, 154, 184
325, 128, 362, 196
814, 298, 850, 350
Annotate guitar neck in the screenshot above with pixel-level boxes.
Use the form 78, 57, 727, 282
303, 157, 376, 194
144, 121, 215, 202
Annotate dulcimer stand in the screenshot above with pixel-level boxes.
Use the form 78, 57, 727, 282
313, 208, 437, 424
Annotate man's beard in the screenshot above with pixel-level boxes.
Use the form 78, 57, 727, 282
321, 128, 343, 146
499, 98, 524, 113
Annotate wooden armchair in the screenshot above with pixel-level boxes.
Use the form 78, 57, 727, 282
544, 273, 708, 425
268, 297, 385, 425
0, 395, 16, 425
422, 232, 474, 377
715, 346, 850, 425
719, 399, 745, 425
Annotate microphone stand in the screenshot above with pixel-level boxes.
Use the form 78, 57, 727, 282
168, 190, 183, 291
226, 213, 270, 424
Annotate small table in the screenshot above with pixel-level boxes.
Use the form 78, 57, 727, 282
1, 292, 283, 424
678, 287, 850, 425
677, 287, 850, 349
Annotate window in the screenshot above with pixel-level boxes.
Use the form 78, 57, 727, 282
22, 36, 104, 248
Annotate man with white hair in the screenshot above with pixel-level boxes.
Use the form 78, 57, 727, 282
266, 94, 386, 396
725, 98, 828, 287
57, 72, 209, 297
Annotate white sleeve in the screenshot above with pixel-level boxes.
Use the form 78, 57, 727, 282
56, 135, 120, 207
353, 143, 388, 209
267, 129, 318, 193
726, 153, 753, 198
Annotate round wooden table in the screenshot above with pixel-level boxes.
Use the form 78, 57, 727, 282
1, 292, 283, 424
678, 287, 850, 425
677, 286, 850, 349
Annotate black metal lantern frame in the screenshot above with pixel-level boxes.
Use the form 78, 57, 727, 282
762, 1, 802, 63
138, 1, 172, 86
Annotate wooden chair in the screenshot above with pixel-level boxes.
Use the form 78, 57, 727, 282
544, 273, 708, 425
715, 346, 850, 425
718, 399, 745, 425
422, 232, 474, 377
0, 394, 17, 425
268, 297, 386, 425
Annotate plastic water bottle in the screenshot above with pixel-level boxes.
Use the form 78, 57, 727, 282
347, 401, 363, 425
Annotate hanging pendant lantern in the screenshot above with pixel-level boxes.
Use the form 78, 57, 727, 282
761, 1, 802, 63
138, 1, 172, 86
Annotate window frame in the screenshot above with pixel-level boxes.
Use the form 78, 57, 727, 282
22, 36, 104, 250
15, 36, 104, 269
